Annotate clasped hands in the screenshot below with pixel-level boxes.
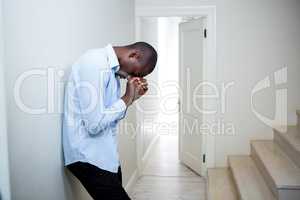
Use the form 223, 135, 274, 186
121, 76, 148, 106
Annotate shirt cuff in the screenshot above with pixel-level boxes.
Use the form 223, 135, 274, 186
113, 98, 128, 120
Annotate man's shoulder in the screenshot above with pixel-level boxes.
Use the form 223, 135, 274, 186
75, 47, 109, 70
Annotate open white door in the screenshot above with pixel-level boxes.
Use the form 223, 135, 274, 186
179, 18, 205, 175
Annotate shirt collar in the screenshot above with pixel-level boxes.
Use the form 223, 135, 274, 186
106, 44, 120, 71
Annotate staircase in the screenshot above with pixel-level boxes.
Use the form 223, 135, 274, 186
208, 110, 300, 200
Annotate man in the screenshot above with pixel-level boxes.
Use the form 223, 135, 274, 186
63, 42, 157, 200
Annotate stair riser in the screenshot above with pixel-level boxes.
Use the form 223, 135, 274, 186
208, 168, 239, 200
229, 156, 276, 200
251, 144, 279, 198
274, 131, 300, 168
228, 167, 242, 200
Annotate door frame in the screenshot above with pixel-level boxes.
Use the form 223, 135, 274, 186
135, 6, 217, 177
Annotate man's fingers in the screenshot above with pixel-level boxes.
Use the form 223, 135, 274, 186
129, 77, 140, 84
140, 82, 148, 87
128, 77, 148, 93
126, 75, 132, 81
140, 87, 148, 96
140, 85, 148, 92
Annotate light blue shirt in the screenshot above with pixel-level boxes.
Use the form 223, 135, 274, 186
63, 44, 127, 173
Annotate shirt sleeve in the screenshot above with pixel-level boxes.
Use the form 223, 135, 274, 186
76, 64, 127, 136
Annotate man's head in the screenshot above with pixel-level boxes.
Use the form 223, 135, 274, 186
114, 42, 158, 78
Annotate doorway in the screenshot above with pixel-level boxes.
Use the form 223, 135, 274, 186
136, 15, 206, 173
141, 17, 182, 176
134, 7, 217, 183
133, 16, 209, 199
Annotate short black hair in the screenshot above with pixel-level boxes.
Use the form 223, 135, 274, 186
127, 42, 158, 77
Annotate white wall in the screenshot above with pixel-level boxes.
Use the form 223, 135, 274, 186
138, 18, 160, 157
136, 0, 300, 167
0, 0, 11, 199
3, 0, 135, 199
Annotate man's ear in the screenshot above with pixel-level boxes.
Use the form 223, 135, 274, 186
129, 49, 140, 59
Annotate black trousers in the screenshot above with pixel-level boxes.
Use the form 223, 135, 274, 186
68, 162, 131, 200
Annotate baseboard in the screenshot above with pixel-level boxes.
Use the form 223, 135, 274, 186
141, 134, 160, 169
124, 169, 139, 194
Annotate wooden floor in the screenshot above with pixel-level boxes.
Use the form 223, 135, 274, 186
130, 135, 206, 200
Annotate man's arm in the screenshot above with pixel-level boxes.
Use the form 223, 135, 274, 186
76, 65, 126, 136
76, 66, 144, 136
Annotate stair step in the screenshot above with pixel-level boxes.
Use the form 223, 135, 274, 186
251, 140, 300, 200
228, 156, 275, 200
207, 168, 238, 200
274, 126, 300, 168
